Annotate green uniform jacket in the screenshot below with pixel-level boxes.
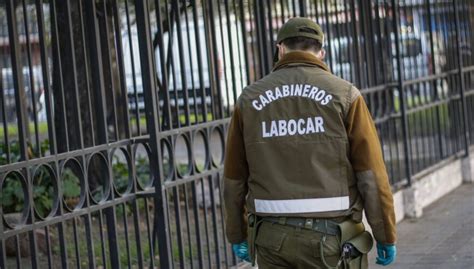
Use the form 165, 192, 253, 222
223, 51, 396, 245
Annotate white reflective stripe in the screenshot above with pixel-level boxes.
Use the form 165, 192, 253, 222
254, 196, 350, 214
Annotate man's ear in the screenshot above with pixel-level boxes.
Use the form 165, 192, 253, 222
277, 44, 286, 60
316, 48, 326, 60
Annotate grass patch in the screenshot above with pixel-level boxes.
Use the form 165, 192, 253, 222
130, 113, 214, 131
179, 113, 214, 125
386, 95, 451, 133
129, 116, 147, 129
0, 112, 214, 139
0, 122, 49, 138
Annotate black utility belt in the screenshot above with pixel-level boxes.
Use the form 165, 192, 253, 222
261, 216, 339, 236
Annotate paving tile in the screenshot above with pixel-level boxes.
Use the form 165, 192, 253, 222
371, 184, 474, 269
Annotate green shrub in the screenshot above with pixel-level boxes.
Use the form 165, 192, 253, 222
1, 175, 24, 214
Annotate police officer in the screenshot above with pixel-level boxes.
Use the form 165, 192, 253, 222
224, 17, 397, 268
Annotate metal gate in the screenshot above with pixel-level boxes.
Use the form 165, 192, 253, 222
0, 0, 473, 268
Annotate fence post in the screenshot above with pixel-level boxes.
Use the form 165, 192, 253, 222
299, 0, 307, 17
6, 1, 40, 268
205, 0, 225, 119
349, 0, 362, 87
424, 0, 445, 159
5, 0, 28, 161
0, 184, 5, 268
390, 0, 412, 185
453, 0, 470, 157
254, 0, 271, 76
135, 0, 172, 268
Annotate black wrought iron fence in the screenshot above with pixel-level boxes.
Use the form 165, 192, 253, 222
0, 0, 473, 268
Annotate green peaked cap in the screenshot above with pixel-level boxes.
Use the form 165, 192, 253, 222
276, 17, 324, 45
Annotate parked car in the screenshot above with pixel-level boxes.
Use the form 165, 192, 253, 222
122, 12, 246, 120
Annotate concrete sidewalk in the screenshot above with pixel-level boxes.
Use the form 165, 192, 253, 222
371, 184, 474, 269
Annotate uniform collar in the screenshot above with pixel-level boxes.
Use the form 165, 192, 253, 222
272, 51, 331, 73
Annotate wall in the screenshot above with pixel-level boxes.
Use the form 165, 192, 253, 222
397, 149, 473, 220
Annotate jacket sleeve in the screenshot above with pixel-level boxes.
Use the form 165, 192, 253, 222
223, 105, 249, 244
345, 88, 397, 244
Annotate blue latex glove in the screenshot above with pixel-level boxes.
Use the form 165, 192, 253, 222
232, 241, 250, 262
376, 242, 397, 266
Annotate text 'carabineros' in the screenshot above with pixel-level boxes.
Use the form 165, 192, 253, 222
252, 84, 333, 110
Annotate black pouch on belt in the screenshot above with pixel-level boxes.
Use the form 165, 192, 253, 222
247, 214, 263, 266
337, 220, 374, 269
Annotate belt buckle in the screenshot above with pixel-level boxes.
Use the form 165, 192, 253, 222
304, 218, 313, 229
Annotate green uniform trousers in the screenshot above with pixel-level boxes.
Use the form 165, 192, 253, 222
254, 221, 368, 269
